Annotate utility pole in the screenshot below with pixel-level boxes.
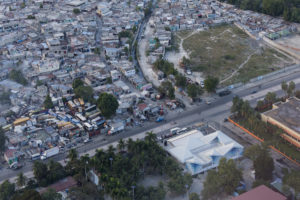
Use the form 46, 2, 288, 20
131, 185, 135, 200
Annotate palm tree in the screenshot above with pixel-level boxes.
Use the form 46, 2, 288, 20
126, 138, 134, 152
145, 132, 157, 144
281, 81, 288, 97
68, 148, 78, 162
117, 139, 125, 152
17, 172, 26, 187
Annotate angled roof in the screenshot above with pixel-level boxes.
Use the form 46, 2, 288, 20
233, 185, 287, 200
167, 130, 243, 166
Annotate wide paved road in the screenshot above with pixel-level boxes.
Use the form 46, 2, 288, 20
1, 68, 300, 183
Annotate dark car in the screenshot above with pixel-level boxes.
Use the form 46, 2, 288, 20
218, 90, 231, 97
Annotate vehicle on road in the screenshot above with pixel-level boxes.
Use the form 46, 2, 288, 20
41, 147, 59, 160
251, 90, 257, 94
206, 100, 211, 105
84, 138, 92, 143
170, 127, 180, 135
218, 90, 231, 97
178, 127, 189, 134
156, 116, 164, 122
31, 153, 41, 161
186, 69, 192, 75
10, 162, 23, 170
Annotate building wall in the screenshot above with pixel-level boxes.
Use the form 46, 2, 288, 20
261, 113, 300, 148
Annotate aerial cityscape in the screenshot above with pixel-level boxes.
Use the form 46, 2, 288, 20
0, 0, 299, 199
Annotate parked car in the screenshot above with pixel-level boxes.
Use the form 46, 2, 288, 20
218, 90, 231, 97
156, 116, 164, 122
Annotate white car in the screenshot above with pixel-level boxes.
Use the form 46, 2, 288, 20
186, 69, 192, 75
200, 81, 205, 88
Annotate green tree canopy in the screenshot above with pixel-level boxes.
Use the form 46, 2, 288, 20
12, 189, 42, 200
0, 127, 6, 154
187, 84, 201, 99
253, 147, 274, 181
0, 180, 15, 200
44, 95, 54, 109
204, 76, 219, 93
283, 170, 300, 196
202, 158, 242, 199
9, 69, 28, 85
175, 74, 187, 88
158, 81, 175, 99
74, 85, 94, 103
41, 188, 62, 200
189, 192, 200, 200
72, 78, 84, 89
97, 93, 119, 118
17, 172, 27, 187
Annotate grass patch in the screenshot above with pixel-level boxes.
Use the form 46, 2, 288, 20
181, 24, 293, 85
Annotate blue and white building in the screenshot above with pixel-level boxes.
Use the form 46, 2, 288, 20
166, 129, 244, 175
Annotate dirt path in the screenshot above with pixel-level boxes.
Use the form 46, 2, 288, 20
220, 50, 258, 84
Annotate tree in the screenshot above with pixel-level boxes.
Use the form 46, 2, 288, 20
73, 8, 80, 14
204, 76, 219, 93
189, 193, 200, 200
44, 95, 54, 109
218, 158, 242, 194
74, 85, 94, 103
283, 170, 300, 196
0, 127, 6, 154
231, 96, 243, 114
47, 160, 66, 184
117, 139, 125, 152
202, 158, 242, 199
9, 69, 28, 85
158, 81, 175, 99
168, 173, 193, 195
0, 180, 15, 200
41, 188, 62, 200
187, 84, 201, 99
202, 170, 222, 199
253, 147, 274, 181
281, 81, 288, 96
12, 189, 42, 200
68, 148, 78, 162
97, 93, 119, 118
244, 144, 265, 161
33, 161, 48, 185
17, 172, 27, 187
72, 78, 84, 89
175, 74, 187, 88
287, 81, 296, 97
264, 92, 276, 104
0, 91, 11, 105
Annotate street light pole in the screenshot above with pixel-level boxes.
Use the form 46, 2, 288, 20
85, 161, 88, 181
131, 185, 135, 200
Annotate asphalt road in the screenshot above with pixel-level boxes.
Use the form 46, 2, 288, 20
1, 68, 300, 182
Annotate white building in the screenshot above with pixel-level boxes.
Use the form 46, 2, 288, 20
166, 129, 244, 175
32, 59, 60, 74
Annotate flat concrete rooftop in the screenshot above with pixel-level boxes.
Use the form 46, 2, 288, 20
264, 97, 300, 134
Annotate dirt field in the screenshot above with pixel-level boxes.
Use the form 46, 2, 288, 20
180, 24, 294, 85
275, 33, 300, 58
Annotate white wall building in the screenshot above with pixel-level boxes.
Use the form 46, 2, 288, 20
166, 129, 244, 175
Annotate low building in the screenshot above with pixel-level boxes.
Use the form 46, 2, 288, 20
232, 185, 286, 200
261, 97, 300, 148
166, 129, 244, 175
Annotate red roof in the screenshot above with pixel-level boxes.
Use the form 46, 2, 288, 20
40, 176, 77, 193
232, 185, 287, 200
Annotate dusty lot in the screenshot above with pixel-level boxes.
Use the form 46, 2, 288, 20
179, 25, 294, 85
275, 33, 300, 57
